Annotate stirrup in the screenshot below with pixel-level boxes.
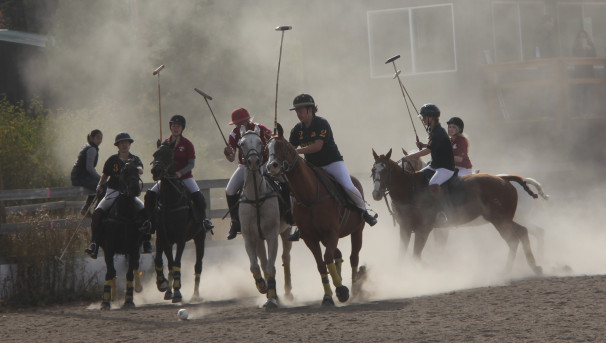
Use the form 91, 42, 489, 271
85, 243, 98, 259
287, 227, 300, 241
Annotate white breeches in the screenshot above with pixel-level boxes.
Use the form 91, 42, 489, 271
321, 161, 366, 210
96, 187, 144, 211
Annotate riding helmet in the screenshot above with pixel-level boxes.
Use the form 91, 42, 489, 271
419, 104, 440, 118
229, 108, 251, 125
169, 114, 186, 130
447, 116, 464, 133
290, 93, 315, 110
114, 132, 134, 146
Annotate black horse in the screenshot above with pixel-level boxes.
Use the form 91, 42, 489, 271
100, 159, 145, 310
148, 142, 208, 303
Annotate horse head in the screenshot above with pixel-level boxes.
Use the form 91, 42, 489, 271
119, 159, 142, 198
239, 124, 264, 172
371, 148, 394, 201
266, 123, 298, 176
151, 141, 176, 181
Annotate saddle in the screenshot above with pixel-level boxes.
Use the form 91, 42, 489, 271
422, 168, 467, 204
306, 161, 358, 211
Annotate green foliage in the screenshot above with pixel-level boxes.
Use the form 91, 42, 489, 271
0, 96, 65, 189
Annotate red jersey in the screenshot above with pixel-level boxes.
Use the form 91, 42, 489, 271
450, 135, 472, 169
228, 122, 272, 164
163, 135, 195, 179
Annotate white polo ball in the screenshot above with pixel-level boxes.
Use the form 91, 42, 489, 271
177, 308, 189, 320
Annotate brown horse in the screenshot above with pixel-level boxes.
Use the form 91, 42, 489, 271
371, 148, 543, 275
266, 124, 366, 306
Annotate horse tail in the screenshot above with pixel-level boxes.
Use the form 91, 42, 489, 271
522, 177, 550, 200
497, 174, 539, 199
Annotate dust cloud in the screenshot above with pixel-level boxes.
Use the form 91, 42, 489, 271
18, 1, 605, 305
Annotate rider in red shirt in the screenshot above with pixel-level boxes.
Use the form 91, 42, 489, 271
144, 115, 214, 242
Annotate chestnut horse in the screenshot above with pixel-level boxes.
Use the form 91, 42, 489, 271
266, 124, 366, 306
371, 149, 543, 275
238, 125, 293, 309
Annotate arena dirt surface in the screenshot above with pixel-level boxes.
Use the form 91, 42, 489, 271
1, 274, 605, 342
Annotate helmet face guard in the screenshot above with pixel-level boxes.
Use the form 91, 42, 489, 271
169, 115, 186, 130
290, 93, 315, 110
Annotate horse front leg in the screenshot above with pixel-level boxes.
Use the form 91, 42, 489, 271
303, 238, 337, 306
171, 241, 186, 303
192, 234, 206, 302
279, 229, 293, 300
102, 249, 115, 311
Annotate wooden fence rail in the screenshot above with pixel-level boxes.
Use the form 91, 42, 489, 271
0, 178, 230, 234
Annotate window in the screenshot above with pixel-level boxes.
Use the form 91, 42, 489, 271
367, 3, 456, 78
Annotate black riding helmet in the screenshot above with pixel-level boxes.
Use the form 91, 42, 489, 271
290, 94, 315, 110
447, 116, 464, 133
114, 132, 134, 146
419, 104, 440, 118
169, 114, 186, 130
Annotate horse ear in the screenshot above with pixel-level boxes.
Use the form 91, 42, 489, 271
402, 147, 409, 156
372, 149, 379, 161
277, 123, 284, 138
240, 125, 246, 137
386, 148, 392, 159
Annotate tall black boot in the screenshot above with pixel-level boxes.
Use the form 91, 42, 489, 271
85, 208, 105, 259
192, 191, 214, 231
226, 193, 241, 240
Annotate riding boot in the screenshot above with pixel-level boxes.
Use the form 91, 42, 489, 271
85, 208, 105, 259
226, 193, 241, 240
192, 191, 214, 231
81, 194, 96, 216
279, 182, 295, 225
429, 184, 448, 224
362, 210, 378, 226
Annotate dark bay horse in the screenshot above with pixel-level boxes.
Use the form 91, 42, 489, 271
150, 142, 207, 303
266, 124, 366, 306
100, 160, 144, 310
371, 149, 543, 275
238, 125, 293, 309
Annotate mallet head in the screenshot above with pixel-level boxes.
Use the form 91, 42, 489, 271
152, 64, 165, 75
385, 55, 401, 64
194, 88, 213, 100
275, 26, 292, 31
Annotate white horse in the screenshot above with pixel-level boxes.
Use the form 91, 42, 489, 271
238, 125, 293, 309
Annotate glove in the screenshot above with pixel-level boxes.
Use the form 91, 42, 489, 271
224, 146, 234, 157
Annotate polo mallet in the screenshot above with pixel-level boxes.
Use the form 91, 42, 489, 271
54, 194, 99, 266
385, 55, 427, 144
194, 88, 229, 146
153, 64, 165, 141
274, 25, 292, 134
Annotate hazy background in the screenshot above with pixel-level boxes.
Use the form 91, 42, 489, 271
13, 0, 606, 305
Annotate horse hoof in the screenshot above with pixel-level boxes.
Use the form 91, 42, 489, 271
122, 301, 135, 309
157, 280, 169, 292
336, 285, 349, 303
322, 295, 335, 307
101, 302, 111, 311
263, 298, 278, 310
164, 290, 173, 300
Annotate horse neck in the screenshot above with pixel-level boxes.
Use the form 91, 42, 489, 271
284, 159, 320, 203
387, 160, 415, 198
242, 166, 270, 199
